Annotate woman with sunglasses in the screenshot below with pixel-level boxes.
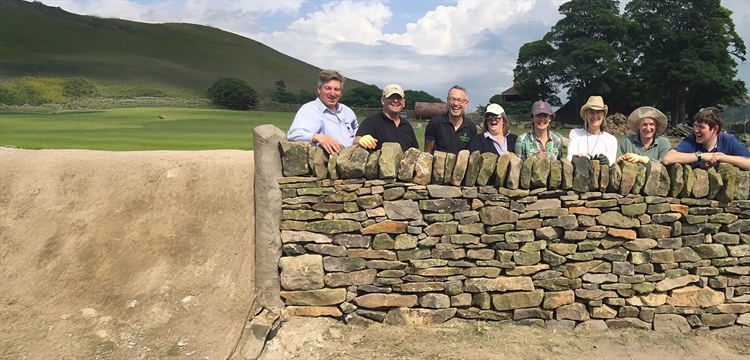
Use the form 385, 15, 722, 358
469, 104, 517, 155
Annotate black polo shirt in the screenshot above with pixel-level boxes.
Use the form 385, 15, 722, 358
425, 112, 477, 154
355, 112, 419, 152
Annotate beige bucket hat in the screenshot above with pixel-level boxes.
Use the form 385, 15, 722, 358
628, 106, 668, 135
580, 96, 608, 120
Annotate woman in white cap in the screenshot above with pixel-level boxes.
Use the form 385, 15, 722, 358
567, 95, 618, 165
617, 106, 671, 163
468, 103, 518, 155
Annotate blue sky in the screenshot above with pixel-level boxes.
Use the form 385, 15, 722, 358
36, 0, 750, 110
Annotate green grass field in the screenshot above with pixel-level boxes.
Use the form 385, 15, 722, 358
0, 108, 298, 150
0, 107, 584, 151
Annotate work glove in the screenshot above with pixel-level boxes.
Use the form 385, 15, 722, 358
359, 134, 377, 148
592, 154, 609, 166
618, 153, 649, 164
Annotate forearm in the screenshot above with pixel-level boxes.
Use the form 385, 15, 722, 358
720, 155, 750, 170
663, 150, 698, 166
424, 139, 435, 154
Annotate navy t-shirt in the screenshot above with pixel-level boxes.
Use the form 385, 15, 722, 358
355, 112, 419, 152
674, 133, 750, 168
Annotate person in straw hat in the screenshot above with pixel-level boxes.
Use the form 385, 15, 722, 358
468, 103, 518, 155
567, 95, 618, 165
617, 106, 672, 163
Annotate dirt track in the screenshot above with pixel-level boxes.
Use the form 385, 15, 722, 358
0, 148, 256, 359
2, 147, 749, 360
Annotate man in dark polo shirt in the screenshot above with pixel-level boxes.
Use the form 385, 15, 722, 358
424, 85, 477, 154
354, 84, 419, 152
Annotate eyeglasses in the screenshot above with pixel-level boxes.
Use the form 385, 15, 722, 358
448, 97, 467, 104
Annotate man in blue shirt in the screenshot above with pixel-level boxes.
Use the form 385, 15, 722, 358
663, 107, 750, 170
287, 69, 358, 154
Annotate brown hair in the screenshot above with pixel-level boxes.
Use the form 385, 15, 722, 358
318, 69, 345, 89
693, 107, 724, 131
483, 113, 510, 136
583, 109, 609, 132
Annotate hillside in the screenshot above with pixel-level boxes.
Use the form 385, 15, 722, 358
0, 0, 365, 97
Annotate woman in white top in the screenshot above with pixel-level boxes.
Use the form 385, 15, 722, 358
567, 95, 618, 165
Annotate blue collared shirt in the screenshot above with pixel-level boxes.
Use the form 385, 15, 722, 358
674, 132, 750, 168
287, 97, 358, 146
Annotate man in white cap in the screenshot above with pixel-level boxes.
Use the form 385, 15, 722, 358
617, 106, 672, 163
354, 84, 418, 152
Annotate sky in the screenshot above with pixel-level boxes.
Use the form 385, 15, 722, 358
34, 0, 750, 109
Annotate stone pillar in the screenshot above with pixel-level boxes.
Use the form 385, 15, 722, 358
254, 124, 285, 309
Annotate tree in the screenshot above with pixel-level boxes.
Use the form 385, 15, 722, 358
543, 0, 636, 109
271, 90, 298, 104
205, 77, 258, 110
275, 80, 286, 92
403, 90, 442, 110
477, 94, 532, 116
298, 89, 317, 104
340, 84, 382, 108
626, 0, 747, 125
513, 40, 561, 106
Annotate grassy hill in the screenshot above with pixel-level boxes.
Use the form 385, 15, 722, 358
0, 0, 365, 98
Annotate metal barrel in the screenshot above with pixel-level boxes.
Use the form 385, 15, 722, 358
414, 102, 448, 120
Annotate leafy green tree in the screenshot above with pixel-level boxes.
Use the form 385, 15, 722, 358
62, 77, 96, 98
205, 77, 258, 110
626, 0, 747, 125
543, 0, 635, 106
275, 80, 286, 92
513, 40, 561, 106
340, 84, 382, 108
477, 94, 533, 116
271, 90, 298, 104
298, 89, 317, 104
403, 90, 442, 110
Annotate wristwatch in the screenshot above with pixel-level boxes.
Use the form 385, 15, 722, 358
695, 151, 703, 161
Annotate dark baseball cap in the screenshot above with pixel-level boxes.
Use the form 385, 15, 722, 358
532, 101, 553, 115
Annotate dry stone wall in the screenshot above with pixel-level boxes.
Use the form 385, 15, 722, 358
275, 141, 750, 332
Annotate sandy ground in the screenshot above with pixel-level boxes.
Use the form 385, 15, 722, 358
0, 148, 256, 359
2, 147, 748, 360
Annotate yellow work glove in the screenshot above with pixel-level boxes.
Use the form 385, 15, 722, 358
632, 155, 650, 164
359, 134, 377, 148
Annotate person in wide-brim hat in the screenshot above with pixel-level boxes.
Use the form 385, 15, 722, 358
618, 106, 671, 164
567, 95, 617, 166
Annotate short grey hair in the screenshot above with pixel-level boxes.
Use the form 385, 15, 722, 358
446, 85, 467, 101
318, 69, 345, 88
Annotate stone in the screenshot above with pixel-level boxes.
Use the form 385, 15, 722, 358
692, 168, 709, 198
420, 198, 471, 213
591, 304, 618, 319
520, 158, 534, 189
363, 149, 381, 179
596, 211, 640, 228
463, 277, 535, 292
531, 157, 551, 188
336, 145, 369, 178
325, 269, 377, 287
450, 149, 470, 186
280, 141, 312, 176
279, 254, 324, 291
333, 234, 370, 248
426, 185, 462, 198
544, 215, 578, 230
281, 230, 333, 244
384, 308, 456, 325
667, 164, 684, 197
492, 290, 545, 310
378, 143, 403, 179
462, 150, 481, 186
542, 290, 575, 309
624, 238, 658, 252
397, 147, 420, 181
678, 165, 694, 197
656, 275, 700, 292
571, 157, 591, 193
285, 306, 342, 318
638, 224, 671, 239
306, 220, 362, 234
699, 313, 737, 328
412, 152, 434, 185
560, 260, 603, 278
643, 162, 670, 196
324, 257, 366, 272
361, 220, 408, 234
556, 303, 590, 321
476, 152, 499, 186
479, 206, 518, 225
418, 293, 451, 309
692, 244, 728, 259
533, 277, 583, 291
632, 164, 647, 194
280, 288, 347, 306
357, 194, 383, 210
606, 318, 651, 330
383, 200, 422, 221
652, 314, 691, 334
619, 162, 640, 195
667, 285, 724, 307
707, 167, 723, 200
